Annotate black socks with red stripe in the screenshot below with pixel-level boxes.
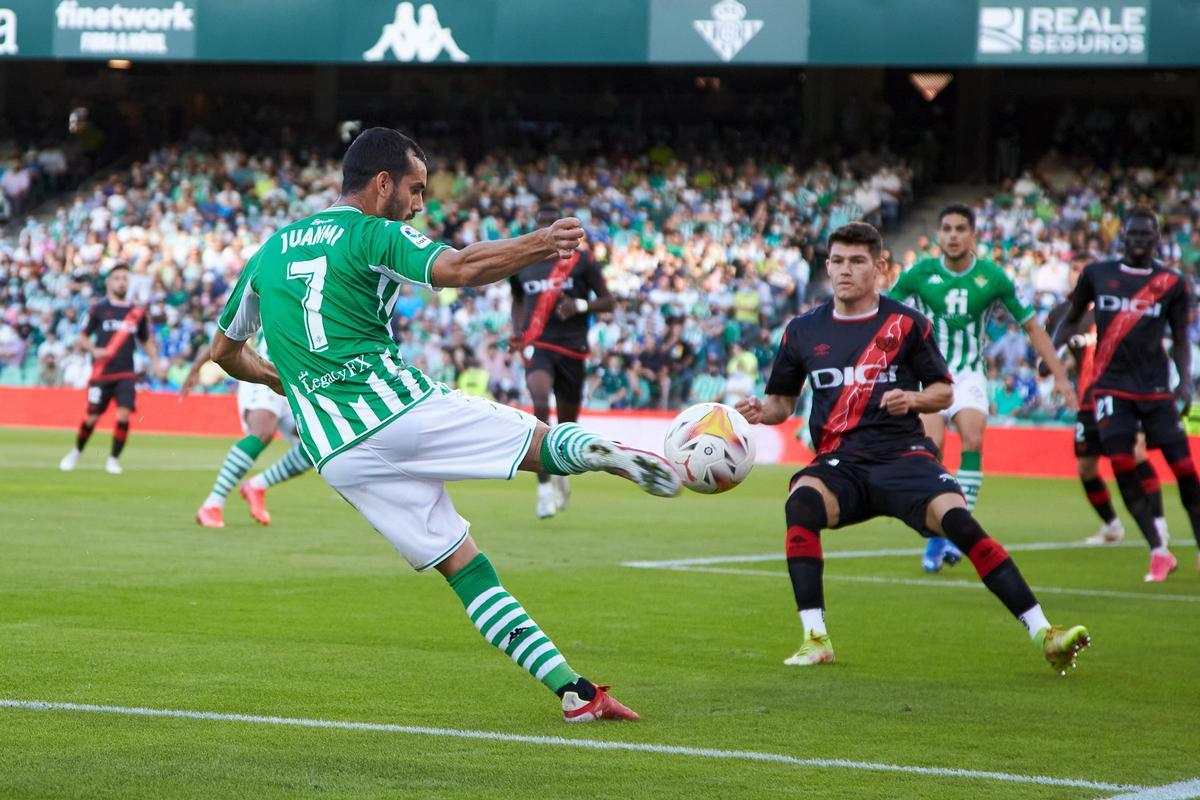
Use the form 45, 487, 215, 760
111, 420, 130, 458
785, 486, 827, 613
1110, 451, 1163, 549
940, 508, 1038, 619
76, 420, 95, 452
1080, 477, 1117, 524
1135, 460, 1165, 519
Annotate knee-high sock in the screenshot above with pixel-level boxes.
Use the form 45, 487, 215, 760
1162, 442, 1200, 547
1080, 476, 1117, 524
75, 419, 95, 452
940, 508, 1042, 633
1110, 451, 1163, 549
111, 420, 130, 458
204, 435, 267, 508
785, 486, 828, 633
539, 423, 602, 476
1135, 460, 1164, 519
250, 444, 312, 490
448, 552, 580, 694
957, 450, 983, 513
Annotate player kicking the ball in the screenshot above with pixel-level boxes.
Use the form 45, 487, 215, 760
890, 204, 1076, 571
737, 222, 1089, 675
211, 128, 679, 722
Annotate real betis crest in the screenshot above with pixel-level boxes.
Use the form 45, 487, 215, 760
975, 275, 989, 288
693, 0, 763, 62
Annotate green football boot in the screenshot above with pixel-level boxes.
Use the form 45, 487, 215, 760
784, 631, 835, 667
1035, 625, 1090, 676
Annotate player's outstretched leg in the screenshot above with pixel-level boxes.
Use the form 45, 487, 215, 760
537, 422, 680, 497
937, 506, 1090, 675
783, 486, 834, 666
445, 549, 638, 722
241, 444, 312, 526
197, 434, 268, 528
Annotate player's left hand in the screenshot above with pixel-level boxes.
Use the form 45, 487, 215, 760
555, 296, 582, 320
881, 389, 912, 416
543, 218, 585, 259
1053, 375, 1079, 412
1175, 384, 1193, 419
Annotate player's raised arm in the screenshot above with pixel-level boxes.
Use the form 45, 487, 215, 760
431, 218, 586, 289
1060, 264, 1096, 331
1023, 318, 1078, 411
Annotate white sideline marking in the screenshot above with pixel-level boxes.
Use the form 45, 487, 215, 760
1100, 779, 1200, 800
0, 461, 212, 472
632, 565, 1200, 604
624, 539, 1197, 569
0, 698, 1142, 793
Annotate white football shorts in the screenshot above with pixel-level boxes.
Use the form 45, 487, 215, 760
942, 369, 990, 421
237, 380, 299, 445
319, 389, 538, 571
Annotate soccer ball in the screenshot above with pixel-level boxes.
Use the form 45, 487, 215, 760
663, 402, 756, 494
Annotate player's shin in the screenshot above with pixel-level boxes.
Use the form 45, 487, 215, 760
539, 422, 600, 475
110, 420, 130, 458
76, 419, 95, 452
1161, 442, 1200, 547
939, 508, 1038, 625
1135, 460, 1165, 521
250, 444, 312, 489
447, 552, 582, 695
1110, 452, 1164, 549
1080, 477, 1117, 524
205, 435, 267, 508
957, 450, 983, 513
783, 487, 834, 665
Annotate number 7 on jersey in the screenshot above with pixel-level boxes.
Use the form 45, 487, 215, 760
288, 256, 329, 352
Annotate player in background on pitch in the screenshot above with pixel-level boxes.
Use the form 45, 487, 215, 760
510, 202, 614, 518
890, 204, 1077, 572
1058, 208, 1199, 581
59, 264, 158, 475
1043, 265, 1166, 546
211, 128, 680, 722
738, 222, 1089, 674
182, 341, 313, 528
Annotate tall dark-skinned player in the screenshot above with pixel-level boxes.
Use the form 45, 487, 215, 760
60, 264, 157, 475
510, 203, 614, 519
1058, 208, 1199, 581
737, 223, 1089, 674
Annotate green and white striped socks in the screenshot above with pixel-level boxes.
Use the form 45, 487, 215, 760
204, 435, 267, 508
539, 423, 601, 476
249, 444, 311, 490
958, 450, 983, 512
449, 553, 579, 694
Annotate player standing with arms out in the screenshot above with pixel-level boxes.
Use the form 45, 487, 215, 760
182, 341, 313, 528
1044, 283, 1166, 545
738, 222, 1089, 674
59, 265, 158, 475
890, 204, 1077, 572
510, 202, 614, 518
211, 128, 680, 721
1059, 209, 1199, 581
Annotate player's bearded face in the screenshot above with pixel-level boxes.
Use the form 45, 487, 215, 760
381, 157, 428, 222
107, 270, 129, 300
827, 245, 880, 302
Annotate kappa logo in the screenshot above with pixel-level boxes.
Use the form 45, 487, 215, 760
813, 343, 831, 357
927, 275, 943, 285
506, 626, 531, 645
693, 0, 762, 63
363, 2, 469, 63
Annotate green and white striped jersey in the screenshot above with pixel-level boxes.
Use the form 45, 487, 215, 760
888, 257, 1034, 374
218, 205, 451, 470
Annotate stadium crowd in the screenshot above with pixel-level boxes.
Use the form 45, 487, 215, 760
2, 132, 1199, 424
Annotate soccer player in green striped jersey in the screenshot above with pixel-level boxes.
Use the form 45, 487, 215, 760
210, 128, 681, 723
889, 204, 1077, 571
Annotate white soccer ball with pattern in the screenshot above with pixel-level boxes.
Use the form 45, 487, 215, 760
663, 402, 756, 494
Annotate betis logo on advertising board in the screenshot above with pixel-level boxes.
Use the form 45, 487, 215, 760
53, 0, 196, 58
693, 0, 763, 62
977, 1, 1149, 63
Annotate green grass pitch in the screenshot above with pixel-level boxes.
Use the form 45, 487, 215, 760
1, 427, 1197, 799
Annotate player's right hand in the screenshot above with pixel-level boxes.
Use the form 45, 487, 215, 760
179, 368, 201, 399
736, 396, 763, 425
544, 218, 585, 259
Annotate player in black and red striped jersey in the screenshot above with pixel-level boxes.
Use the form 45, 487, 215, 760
1044, 270, 1165, 546
59, 265, 157, 475
1060, 208, 1199, 581
737, 222, 1089, 675
510, 203, 614, 519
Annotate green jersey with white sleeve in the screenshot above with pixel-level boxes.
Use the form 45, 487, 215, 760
888, 256, 1034, 374
217, 205, 451, 470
